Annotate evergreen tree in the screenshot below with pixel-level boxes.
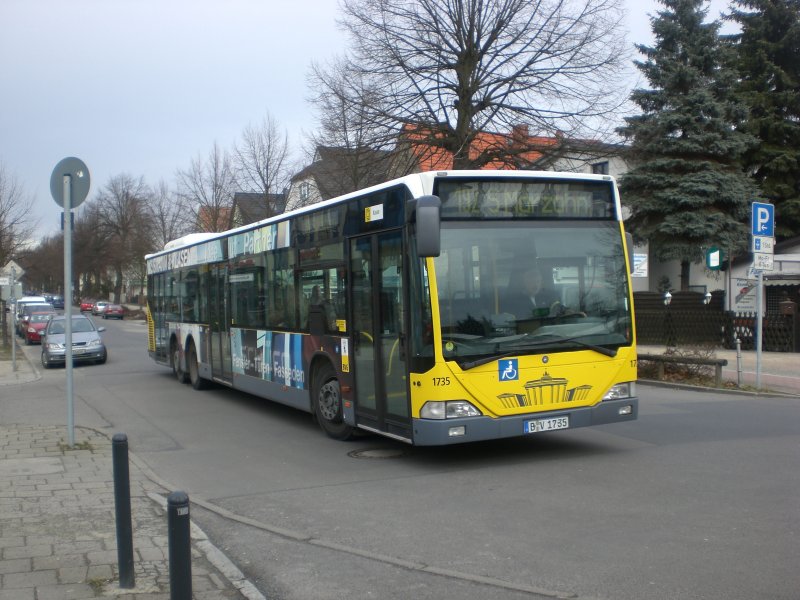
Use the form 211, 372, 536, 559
618, 0, 757, 289
727, 0, 800, 240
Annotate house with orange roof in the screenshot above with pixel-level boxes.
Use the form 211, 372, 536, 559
287, 124, 631, 220
395, 123, 628, 178
196, 205, 232, 233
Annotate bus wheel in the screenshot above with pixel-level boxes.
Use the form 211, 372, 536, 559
188, 342, 210, 390
313, 364, 354, 441
172, 342, 188, 384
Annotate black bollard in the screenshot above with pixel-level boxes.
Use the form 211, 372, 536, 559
167, 491, 192, 600
112, 433, 135, 589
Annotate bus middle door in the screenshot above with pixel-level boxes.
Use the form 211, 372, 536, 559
349, 230, 410, 440
210, 264, 232, 383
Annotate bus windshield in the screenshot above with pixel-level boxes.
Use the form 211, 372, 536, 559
433, 220, 631, 364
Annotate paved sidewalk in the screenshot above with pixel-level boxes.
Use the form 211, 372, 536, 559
1, 336, 263, 599
637, 344, 800, 395
0, 424, 256, 600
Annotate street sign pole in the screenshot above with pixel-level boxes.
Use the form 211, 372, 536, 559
10, 267, 16, 372
63, 175, 75, 447
751, 201, 774, 392
755, 271, 763, 391
51, 157, 89, 448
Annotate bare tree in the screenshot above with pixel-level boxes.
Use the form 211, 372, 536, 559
232, 115, 291, 217
72, 204, 111, 302
316, 0, 630, 169
18, 234, 63, 294
0, 162, 37, 266
94, 174, 154, 303
149, 179, 193, 249
305, 56, 421, 198
176, 142, 236, 232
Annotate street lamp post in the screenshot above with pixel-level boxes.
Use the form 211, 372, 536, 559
663, 291, 673, 346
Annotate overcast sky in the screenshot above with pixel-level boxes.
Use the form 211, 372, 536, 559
1, 0, 733, 239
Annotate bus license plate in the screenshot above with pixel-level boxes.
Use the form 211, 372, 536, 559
524, 416, 569, 434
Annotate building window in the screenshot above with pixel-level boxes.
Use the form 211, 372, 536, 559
299, 181, 310, 202
591, 161, 609, 175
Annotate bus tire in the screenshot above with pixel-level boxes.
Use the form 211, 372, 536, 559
172, 341, 188, 384
188, 342, 210, 390
313, 363, 354, 441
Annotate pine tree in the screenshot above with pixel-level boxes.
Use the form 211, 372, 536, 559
727, 0, 800, 240
618, 0, 757, 289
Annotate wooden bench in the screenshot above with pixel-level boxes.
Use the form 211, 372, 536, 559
637, 353, 729, 388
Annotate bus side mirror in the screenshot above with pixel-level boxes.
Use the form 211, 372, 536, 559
625, 231, 634, 274
414, 195, 441, 257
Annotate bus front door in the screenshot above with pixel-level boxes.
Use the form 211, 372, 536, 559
210, 264, 232, 383
350, 231, 410, 440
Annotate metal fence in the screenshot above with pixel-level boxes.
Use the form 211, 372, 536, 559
634, 292, 799, 352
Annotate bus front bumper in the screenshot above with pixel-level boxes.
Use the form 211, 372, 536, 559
411, 397, 638, 446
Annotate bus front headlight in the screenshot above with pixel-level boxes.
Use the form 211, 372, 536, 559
603, 382, 635, 400
420, 400, 482, 420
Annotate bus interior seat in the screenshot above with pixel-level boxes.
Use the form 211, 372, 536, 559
308, 304, 328, 335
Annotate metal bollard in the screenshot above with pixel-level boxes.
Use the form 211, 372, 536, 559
736, 337, 743, 387
112, 434, 135, 589
167, 491, 192, 600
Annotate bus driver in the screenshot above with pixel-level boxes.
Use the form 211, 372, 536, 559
505, 267, 561, 318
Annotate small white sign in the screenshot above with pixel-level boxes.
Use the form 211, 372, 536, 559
734, 279, 757, 310
1, 260, 24, 277
708, 250, 720, 268
365, 204, 384, 223
752, 236, 774, 253
632, 253, 648, 278
753, 253, 774, 270
0, 276, 9, 286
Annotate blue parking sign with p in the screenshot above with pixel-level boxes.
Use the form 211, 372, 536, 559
752, 202, 774, 237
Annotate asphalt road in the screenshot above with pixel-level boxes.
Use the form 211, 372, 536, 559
17, 315, 800, 600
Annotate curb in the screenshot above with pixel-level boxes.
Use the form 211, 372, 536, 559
106, 428, 267, 600
146, 492, 267, 600
638, 377, 800, 398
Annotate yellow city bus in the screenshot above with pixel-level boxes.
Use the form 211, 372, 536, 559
146, 170, 637, 445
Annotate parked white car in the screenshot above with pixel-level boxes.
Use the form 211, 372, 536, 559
13, 295, 47, 330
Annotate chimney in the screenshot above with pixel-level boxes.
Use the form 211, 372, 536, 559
511, 124, 529, 142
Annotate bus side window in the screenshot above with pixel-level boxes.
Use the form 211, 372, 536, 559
298, 267, 344, 334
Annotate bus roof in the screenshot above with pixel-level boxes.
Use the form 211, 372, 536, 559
146, 170, 618, 260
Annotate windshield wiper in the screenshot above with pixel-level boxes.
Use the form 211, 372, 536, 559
538, 335, 618, 358
461, 351, 521, 371
458, 335, 618, 370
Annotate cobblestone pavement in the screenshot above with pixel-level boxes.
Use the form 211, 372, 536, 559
0, 424, 258, 600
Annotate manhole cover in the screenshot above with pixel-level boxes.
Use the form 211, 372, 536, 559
0, 457, 64, 477
348, 447, 408, 459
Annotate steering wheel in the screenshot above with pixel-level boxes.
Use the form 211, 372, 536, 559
550, 301, 586, 318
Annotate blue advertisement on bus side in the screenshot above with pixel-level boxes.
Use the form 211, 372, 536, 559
231, 329, 305, 389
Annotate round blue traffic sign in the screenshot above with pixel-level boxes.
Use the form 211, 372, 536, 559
50, 157, 90, 208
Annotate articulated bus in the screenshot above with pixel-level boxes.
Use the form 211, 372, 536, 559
146, 170, 638, 445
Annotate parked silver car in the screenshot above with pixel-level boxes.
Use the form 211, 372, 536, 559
41, 315, 107, 368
